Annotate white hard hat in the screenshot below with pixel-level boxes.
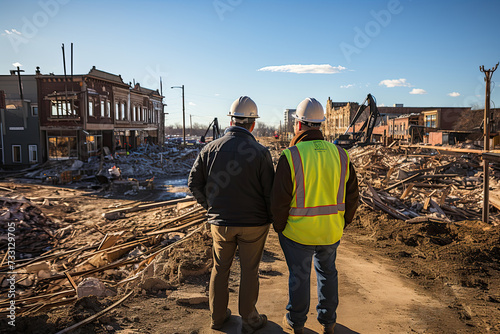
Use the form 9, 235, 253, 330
228, 96, 259, 122
293, 98, 325, 124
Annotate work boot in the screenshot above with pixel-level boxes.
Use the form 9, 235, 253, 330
322, 323, 336, 334
210, 309, 231, 330
241, 314, 267, 334
282, 315, 304, 334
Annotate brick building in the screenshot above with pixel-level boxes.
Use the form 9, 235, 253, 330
37, 67, 164, 161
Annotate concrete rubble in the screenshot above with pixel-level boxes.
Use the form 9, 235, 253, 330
19, 143, 200, 187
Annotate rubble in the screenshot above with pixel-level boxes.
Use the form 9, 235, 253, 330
0, 195, 59, 256
348, 144, 499, 224
76, 277, 108, 298
0, 180, 211, 325
1, 138, 499, 332
19, 144, 200, 186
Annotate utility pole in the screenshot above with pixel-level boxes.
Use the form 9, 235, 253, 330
171, 85, 186, 145
480, 62, 498, 223
11, 66, 25, 100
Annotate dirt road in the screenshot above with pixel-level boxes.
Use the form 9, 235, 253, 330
203, 233, 472, 334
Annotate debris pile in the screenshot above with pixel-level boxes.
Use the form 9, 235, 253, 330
19, 144, 200, 185
0, 195, 59, 257
349, 145, 499, 224
0, 183, 211, 331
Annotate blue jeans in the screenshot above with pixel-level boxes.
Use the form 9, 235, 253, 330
279, 233, 339, 328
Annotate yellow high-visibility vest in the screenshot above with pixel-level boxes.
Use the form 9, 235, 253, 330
282, 140, 350, 245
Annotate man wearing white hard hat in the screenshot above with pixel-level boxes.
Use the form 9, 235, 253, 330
271, 98, 359, 334
189, 96, 273, 333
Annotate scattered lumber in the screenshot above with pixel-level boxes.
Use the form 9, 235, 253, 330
349, 144, 491, 223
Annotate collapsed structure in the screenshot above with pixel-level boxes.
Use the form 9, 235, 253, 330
0, 67, 165, 168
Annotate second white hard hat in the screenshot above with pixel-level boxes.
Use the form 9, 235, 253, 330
293, 98, 325, 124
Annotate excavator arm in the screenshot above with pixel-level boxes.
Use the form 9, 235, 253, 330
200, 118, 221, 143
336, 93, 380, 148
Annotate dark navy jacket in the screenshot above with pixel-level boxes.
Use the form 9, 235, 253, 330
188, 126, 274, 226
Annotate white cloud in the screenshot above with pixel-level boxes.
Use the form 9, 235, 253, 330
258, 64, 346, 74
340, 84, 354, 88
448, 92, 460, 97
379, 78, 412, 88
12, 62, 22, 67
214, 93, 220, 96
188, 102, 196, 106
3, 29, 21, 36
410, 88, 427, 95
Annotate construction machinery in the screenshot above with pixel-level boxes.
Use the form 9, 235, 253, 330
200, 117, 221, 143
334, 93, 380, 149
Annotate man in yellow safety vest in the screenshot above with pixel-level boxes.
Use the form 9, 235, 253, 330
271, 98, 359, 334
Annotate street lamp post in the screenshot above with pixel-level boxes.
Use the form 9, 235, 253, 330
171, 85, 185, 145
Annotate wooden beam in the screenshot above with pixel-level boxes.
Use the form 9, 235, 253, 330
400, 144, 496, 154
54, 291, 134, 334
102, 196, 195, 219
383, 173, 422, 192
145, 217, 206, 236
400, 184, 414, 200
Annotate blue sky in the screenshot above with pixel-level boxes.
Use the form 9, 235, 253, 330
1, 0, 500, 128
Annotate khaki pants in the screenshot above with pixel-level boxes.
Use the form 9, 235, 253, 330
209, 224, 270, 324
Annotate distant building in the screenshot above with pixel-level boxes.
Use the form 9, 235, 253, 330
322, 98, 352, 141
283, 109, 295, 140
324, 94, 473, 145
0, 69, 41, 168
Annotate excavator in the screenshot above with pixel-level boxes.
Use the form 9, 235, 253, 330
200, 117, 221, 143
334, 93, 380, 149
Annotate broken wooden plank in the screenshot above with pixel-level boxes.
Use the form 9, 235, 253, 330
102, 196, 195, 219
40, 258, 140, 282
366, 183, 383, 203
147, 206, 205, 232
430, 199, 446, 216
54, 291, 134, 334
360, 193, 409, 221
400, 184, 414, 200
64, 272, 78, 292
405, 216, 449, 224
400, 144, 488, 154
383, 173, 423, 192
97, 232, 125, 251
439, 187, 451, 206
145, 217, 206, 236
408, 183, 449, 188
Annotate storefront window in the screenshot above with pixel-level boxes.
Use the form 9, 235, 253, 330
48, 136, 77, 160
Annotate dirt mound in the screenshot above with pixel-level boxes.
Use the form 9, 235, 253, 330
5, 296, 114, 334
348, 204, 500, 331
131, 226, 213, 294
